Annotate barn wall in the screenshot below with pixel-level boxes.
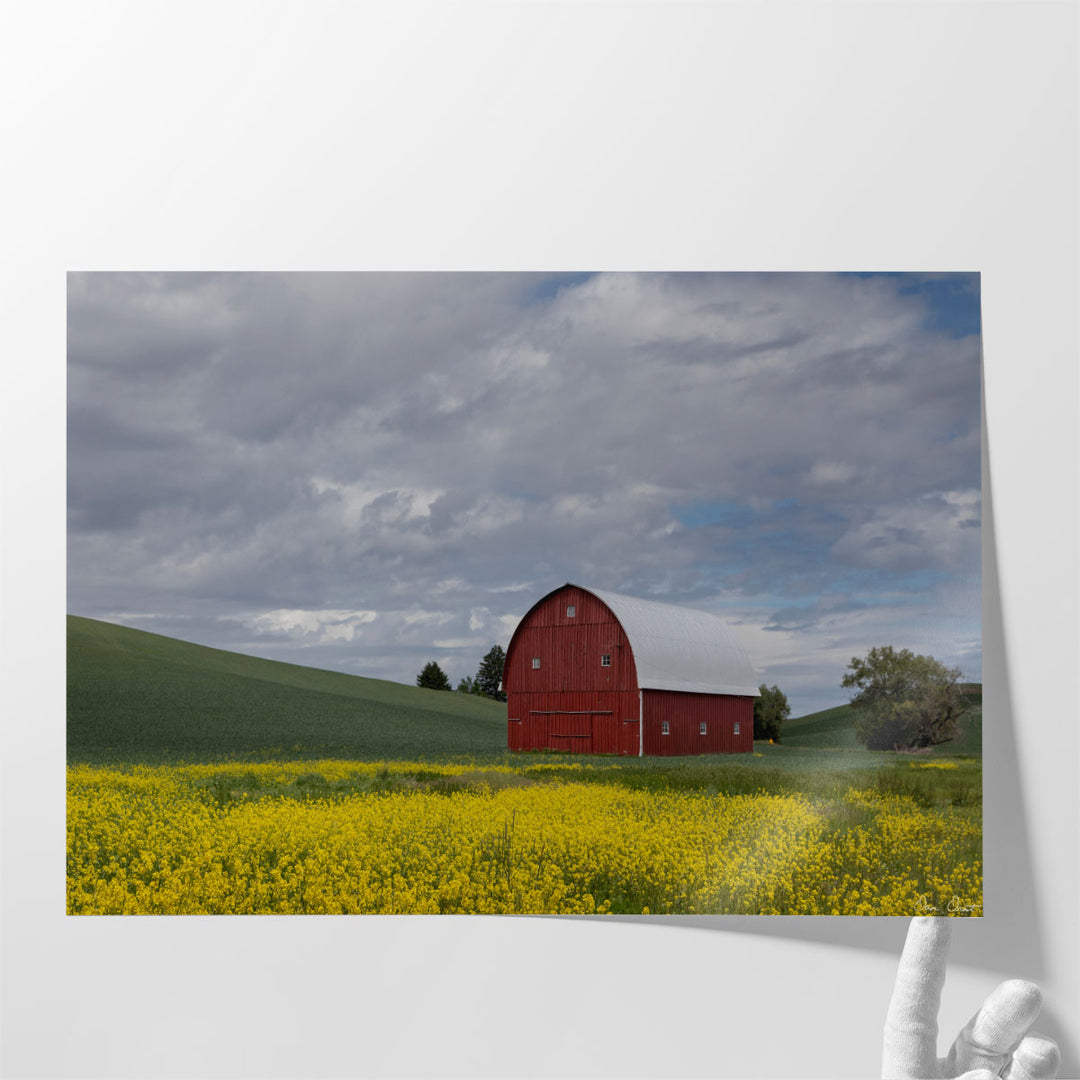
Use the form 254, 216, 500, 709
505, 585, 640, 755
506, 584, 754, 757
507, 690, 641, 755
641, 690, 754, 756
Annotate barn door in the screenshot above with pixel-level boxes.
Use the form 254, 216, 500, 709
620, 718, 639, 756
507, 716, 524, 751
546, 712, 594, 753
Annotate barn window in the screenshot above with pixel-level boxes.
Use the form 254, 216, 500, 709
699, 721, 707, 735
532, 657, 541, 669
601, 654, 611, 667
734, 721, 740, 735
566, 605, 576, 618
661, 721, 670, 735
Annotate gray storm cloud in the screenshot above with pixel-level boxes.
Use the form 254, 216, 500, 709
67, 271, 981, 715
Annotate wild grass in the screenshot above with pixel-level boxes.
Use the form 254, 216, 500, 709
174, 753, 979, 810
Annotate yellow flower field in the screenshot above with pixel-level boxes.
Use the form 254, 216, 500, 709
67, 761, 982, 916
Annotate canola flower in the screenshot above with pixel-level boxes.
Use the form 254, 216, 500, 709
67, 761, 981, 916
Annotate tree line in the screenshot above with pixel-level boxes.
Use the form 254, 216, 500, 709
417, 645, 506, 702
420, 641, 970, 752
755, 644, 969, 751
840, 645, 969, 750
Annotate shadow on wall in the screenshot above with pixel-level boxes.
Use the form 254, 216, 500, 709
555, 385, 1076, 1072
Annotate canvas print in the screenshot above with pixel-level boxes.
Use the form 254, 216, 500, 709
67, 272, 983, 916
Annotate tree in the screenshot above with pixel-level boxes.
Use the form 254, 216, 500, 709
474, 644, 507, 702
753, 684, 790, 741
416, 660, 451, 691
841, 646, 968, 751
456, 675, 477, 695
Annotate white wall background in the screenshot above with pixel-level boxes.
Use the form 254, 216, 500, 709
2, 3, 1076, 1077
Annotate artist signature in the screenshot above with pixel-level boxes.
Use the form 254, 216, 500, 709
915, 894, 979, 915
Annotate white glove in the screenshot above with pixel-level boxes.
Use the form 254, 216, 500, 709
882, 917, 1060, 1079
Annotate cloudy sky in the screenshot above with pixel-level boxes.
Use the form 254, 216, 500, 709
67, 272, 981, 716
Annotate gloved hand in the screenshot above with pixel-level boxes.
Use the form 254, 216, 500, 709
882, 917, 1060, 1079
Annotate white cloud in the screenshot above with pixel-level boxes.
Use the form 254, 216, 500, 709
312, 478, 443, 525
431, 577, 469, 595
432, 637, 486, 649
807, 461, 860, 485
241, 608, 379, 642
453, 495, 525, 537
831, 489, 980, 571
402, 611, 454, 627
486, 581, 535, 594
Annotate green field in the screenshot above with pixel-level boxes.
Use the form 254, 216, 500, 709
67, 615, 508, 762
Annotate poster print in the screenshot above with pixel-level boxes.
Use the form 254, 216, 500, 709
67, 271, 982, 916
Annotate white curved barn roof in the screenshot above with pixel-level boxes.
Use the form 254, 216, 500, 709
582, 585, 760, 697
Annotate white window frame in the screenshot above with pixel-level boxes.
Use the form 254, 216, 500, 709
700, 721, 708, 735
601, 654, 611, 667
661, 720, 670, 735
532, 657, 541, 669
566, 605, 576, 618
734, 721, 740, 735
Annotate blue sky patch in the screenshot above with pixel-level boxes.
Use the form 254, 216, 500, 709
852, 271, 981, 338
526, 273, 595, 304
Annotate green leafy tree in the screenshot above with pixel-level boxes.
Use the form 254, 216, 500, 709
474, 644, 507, 702
841, 646, 968, 750
416, 660, 451, 691
456, 675, 477, 694
753, 683, 790, 741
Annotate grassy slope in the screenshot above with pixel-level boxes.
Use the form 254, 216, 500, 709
781, 693, 982, 755
67, 615, 507, 762
781, 704, 860, 749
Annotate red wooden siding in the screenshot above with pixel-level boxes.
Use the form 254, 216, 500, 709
507, 691, 640, 755
641, 690, 754, 756
505, 586, 640, 755
506, 584, 752, 757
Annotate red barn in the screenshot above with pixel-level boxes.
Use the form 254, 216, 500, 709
504, 583, 759, 756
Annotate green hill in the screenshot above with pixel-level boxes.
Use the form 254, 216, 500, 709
780, 688, 982, 755
781, 704, 861, 748
67, 615, 507, 763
